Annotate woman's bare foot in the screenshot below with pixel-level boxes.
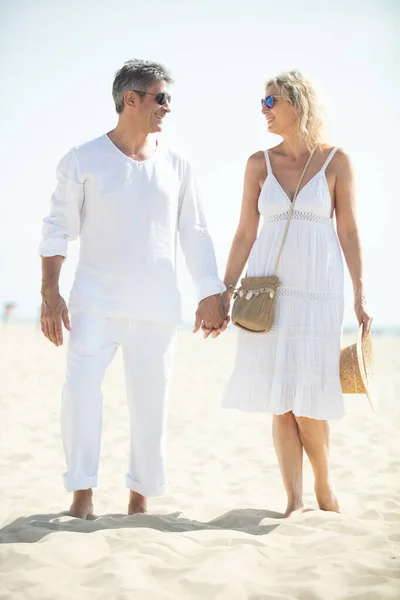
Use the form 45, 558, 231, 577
69, 489, 94, 519
315, 484, 340, 513
284, 498, 304, 518
128, 491, 147, 515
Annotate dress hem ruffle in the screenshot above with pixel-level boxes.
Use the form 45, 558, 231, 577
222, 373, 345, 420
221, 403, 345, 420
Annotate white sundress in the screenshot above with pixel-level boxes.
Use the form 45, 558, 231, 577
223, 147, 345, 420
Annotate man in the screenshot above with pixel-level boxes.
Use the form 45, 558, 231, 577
39, 59, 227, 519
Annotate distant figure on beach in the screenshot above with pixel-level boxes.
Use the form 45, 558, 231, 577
39, 59, 228, 519
2, 303, 16, 324
216, 71, 372, 516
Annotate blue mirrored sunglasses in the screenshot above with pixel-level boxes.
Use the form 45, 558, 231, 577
261, 95, 281, 109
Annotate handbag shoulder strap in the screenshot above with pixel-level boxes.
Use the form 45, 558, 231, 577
273, 146, 317, 275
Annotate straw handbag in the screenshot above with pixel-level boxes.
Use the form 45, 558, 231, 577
232, 147, 317, 333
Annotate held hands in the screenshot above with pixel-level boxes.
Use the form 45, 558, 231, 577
193, 293, 230, 339
354, 293, 372, 340
40, 288, 71, 346
193, 290, 232, 339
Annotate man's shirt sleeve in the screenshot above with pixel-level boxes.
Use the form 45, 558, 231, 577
178, 160, 226, 303
39, 149, 85, 258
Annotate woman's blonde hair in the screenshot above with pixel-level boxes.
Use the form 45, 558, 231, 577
266, 71, 326, 150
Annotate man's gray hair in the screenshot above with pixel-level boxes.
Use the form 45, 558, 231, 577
112, 59, 173, 114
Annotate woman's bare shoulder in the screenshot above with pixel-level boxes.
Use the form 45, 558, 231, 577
245, 150, 267, 176
248, 150, 266, 164
327, 146, 353, 174
321, 144, 350, 161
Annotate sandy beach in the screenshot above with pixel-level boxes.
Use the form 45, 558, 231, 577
0, 324, 399, 600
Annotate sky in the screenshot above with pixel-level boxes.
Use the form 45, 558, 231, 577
0, 0, 399, 327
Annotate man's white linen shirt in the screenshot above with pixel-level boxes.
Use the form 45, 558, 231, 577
39, 134, 225, 325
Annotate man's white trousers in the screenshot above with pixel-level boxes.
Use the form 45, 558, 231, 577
61, 313, 176, 497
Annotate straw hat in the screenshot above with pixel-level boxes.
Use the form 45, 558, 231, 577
340, 324, 376, 412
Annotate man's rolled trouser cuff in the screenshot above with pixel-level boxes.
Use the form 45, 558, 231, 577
63, 472, 98, 492
126, 473, 167, 497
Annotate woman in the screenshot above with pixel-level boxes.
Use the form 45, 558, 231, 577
220, 71, 372, 516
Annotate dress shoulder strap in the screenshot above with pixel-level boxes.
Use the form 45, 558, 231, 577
322, 146, 339, 171
264, 149, 273, 175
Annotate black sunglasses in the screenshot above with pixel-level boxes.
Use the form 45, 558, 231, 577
132, 90, 171, 106
261, 95, 282, 109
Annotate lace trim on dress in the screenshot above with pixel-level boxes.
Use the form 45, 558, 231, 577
266, 210, 332, 224
277, 287, 342, 302
267, 326, 340, 339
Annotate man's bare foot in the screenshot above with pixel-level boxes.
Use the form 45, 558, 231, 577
284, 499, 304, 518
128, 491, 147, 515
315, 484, 340, 513
69, 489, 94, 519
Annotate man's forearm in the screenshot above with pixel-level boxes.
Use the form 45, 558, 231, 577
41, 255, 64, 294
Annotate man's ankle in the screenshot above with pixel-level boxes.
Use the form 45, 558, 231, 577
73, 488, 93, 497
